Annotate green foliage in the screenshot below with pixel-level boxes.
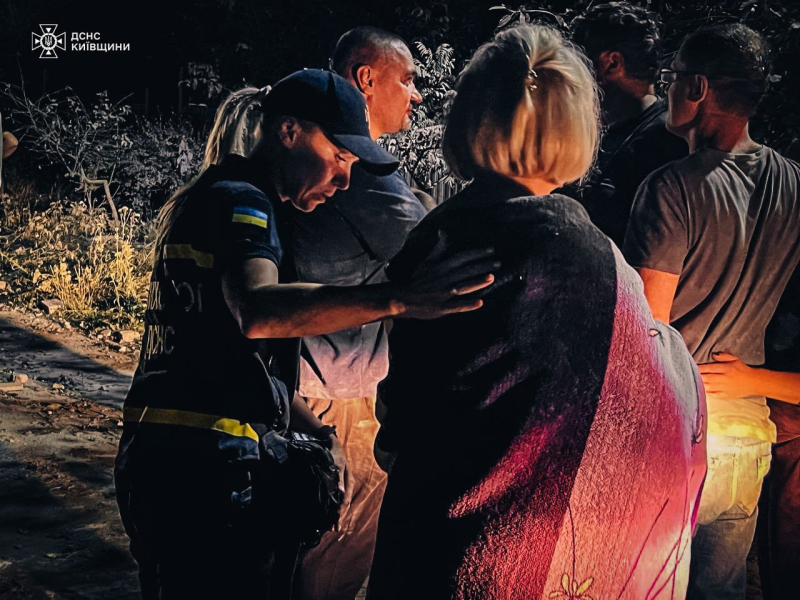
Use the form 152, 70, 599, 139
1, 85, 204, 217
490, 4, 570, 31
394, 1, 490, 59
116, 116, 204, 217
0, 198, 153, 332
2, 85, 133, 213
180, 62, 225, 104
381, 42, 460, 195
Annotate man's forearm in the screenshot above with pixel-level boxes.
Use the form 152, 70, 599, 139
290, 394, 327, 433
755, 369, 800, 404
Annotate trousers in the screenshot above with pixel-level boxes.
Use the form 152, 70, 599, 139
757, 402, 800, 600
687, 434, 772, 600
294, 396, 388, 600
115, 454, 293, 599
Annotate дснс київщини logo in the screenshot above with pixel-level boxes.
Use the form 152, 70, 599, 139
30, 26, 130, 57
32, 25, 66, 59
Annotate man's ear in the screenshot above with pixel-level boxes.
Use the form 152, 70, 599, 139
596, 50, 626, 82
688, 74, 709, 104
354, 64, 375, 97
277, 117, 301, 148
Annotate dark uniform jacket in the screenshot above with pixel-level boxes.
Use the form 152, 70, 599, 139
118, 156, 293, 470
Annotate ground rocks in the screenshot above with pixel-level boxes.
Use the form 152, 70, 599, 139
39, 299, 64, 315
112, 330, 137, 344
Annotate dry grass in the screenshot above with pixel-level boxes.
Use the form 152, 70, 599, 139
0, 187, 153, 332
0, 180, 35, 230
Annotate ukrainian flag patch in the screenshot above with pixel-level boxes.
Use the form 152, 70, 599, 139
232, 206, 269, 228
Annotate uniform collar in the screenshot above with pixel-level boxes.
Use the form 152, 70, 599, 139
210, 155, 279, 200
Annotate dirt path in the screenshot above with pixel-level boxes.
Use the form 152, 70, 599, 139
0, 308, 139, 599
0, 307, 765, 600
0, 311, 136, 408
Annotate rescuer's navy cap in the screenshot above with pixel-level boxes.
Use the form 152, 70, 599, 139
262, 69, 399, 176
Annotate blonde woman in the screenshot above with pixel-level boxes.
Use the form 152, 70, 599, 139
368, 25, 706, 600
202, 86, 268, 168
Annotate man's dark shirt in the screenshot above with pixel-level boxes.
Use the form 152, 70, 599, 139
124, 156, 291, 435
566, 98, 688, 247
285, 166, 426, 399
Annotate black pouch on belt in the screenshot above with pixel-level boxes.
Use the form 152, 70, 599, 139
255, 427, 344, 548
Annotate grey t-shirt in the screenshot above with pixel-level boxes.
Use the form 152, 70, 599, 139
624, 146, 800, 440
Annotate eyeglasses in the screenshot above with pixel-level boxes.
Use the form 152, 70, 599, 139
658, 68, 700, 86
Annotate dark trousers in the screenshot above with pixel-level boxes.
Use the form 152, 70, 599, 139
115, 460, 297, 599
758, 434, 800, 600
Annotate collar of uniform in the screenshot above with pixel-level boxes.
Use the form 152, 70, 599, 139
210, 154, 279, 201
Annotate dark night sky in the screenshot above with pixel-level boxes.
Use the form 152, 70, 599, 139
5, 0, 188, 105
2, 1, 797, 158
0, 0, 496, 113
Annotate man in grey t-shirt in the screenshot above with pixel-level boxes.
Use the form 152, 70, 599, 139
624, 24, 800, 599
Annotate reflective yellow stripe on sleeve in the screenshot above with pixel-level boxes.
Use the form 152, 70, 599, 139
124, 406, 259, 442
162, 244, 215, 269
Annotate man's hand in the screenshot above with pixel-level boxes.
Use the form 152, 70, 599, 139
698, 352, 760, 399
328, 435, 353, 533
394, 232, 498, 319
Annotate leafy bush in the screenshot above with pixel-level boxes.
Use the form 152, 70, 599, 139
381, 41, 462, 199
2, 85, 133, 222
0, 85, 201, 331
116, 116, 203, 218
180, 62, 225, 105
1, 84, 204, 221
0, 179, 37, 232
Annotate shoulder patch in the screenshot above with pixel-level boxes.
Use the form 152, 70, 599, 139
232, 206, 269, 228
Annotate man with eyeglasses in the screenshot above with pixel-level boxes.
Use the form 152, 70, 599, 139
624, 24, 800, 599
568, 2, 687, 247
286, 27, 429, 600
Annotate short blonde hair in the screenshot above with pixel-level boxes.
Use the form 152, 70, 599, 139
203, 86, 269, 168
443, 24, 599, 185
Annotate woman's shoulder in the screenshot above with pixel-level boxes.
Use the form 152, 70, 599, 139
402, 187, 601, 248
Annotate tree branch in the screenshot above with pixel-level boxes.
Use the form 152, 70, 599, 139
79, 166, 119, 225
